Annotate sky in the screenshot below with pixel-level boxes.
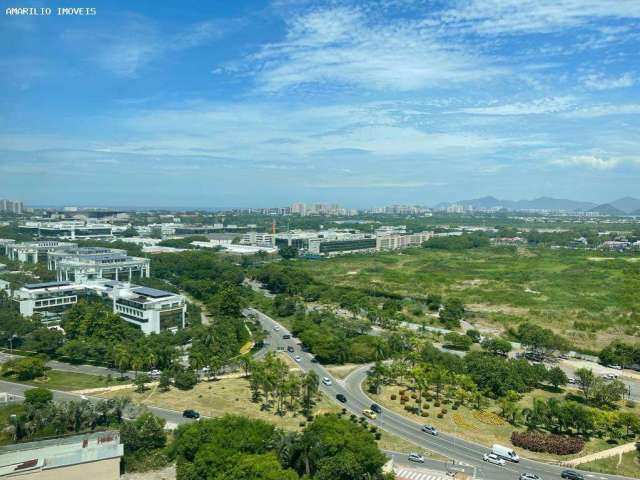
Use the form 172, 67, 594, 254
1, 0, 639, 208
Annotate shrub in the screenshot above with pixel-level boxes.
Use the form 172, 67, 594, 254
421, 412, 429, 417
423, 403, 430, 409
390, 394, 397, 400
434, 401, 441, 407
441, 408, 448, 414
511, 431, 584, 455
411, 394, 417, 399
437, 413, 444, 418
442, 399, 451, 404
452, 404, 459, 410
174, 370, 198, 390
375, 432, 382, 440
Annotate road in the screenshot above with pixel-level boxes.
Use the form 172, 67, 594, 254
247, 307, 637, 480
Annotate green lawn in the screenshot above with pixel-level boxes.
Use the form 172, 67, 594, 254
292, 247, 640, 350
0, 403, 25, 445
580, 450, 640, 478
6, 369, 121, 391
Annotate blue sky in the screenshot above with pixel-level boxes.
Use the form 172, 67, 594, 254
1, 0, 639, 208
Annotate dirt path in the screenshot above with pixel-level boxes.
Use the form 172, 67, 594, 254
563, 441, 637, 466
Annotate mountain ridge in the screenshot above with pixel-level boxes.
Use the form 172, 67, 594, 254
435, 196, 640, 214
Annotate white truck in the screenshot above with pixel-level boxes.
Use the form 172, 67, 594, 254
492, 444, 520, 463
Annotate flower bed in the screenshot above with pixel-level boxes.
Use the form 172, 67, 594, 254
472, 410, 506, 426
511, 431, 585, 455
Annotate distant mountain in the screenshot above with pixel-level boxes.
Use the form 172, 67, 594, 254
436, 196, 597, 211
590, 204, 625, 215
607, 197, 640, 214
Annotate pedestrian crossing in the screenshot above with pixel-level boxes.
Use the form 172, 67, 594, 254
394, 467, 445, 480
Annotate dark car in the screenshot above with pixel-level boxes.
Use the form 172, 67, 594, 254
182, 409, 200, 419
282, 334, 291, 339
370, 403, 382, 414
561, 470, 584, 480
287, 346, 295, 353
336, 394, 347, 403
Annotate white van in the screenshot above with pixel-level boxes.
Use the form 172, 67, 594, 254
492, 444, 520, 462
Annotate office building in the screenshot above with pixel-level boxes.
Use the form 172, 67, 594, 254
48, 246, 150, 282
6, 241, 78, 264
0, 431, 122, 480
19, 221, 113, 239
240, 232, 276, 247
14, 280, 186, 334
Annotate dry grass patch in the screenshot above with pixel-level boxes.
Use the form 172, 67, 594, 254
98, 377, 339, 431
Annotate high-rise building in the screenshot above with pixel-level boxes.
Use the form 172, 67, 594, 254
0, 199, 23, 214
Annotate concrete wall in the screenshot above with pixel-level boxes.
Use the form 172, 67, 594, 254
6, 457, 120, 480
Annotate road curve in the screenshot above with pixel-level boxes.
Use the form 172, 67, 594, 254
248, 307, 638, 480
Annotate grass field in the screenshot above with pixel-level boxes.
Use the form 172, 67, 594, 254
294, 247, 640, 350
581, 450, 640, 478
0, 403, 24, 446
370, 384, 634, 464
8, 370, 120, 391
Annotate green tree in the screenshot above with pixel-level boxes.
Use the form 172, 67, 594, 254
546, 366, 568, 390
575, 368, 597, 402
481, 337, 512, 356
278, 246, 298, 260
174, 370, 198, 390
24, 387, 53, 407
121, 411, 167, 453
3, 357, 47, 380
134, 373, 151, 393
158, 371, 171, 392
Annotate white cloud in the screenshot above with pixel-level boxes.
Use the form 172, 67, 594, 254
583, 73, 635, 90
551, 155, 633, 170
249, 7, 506, 92
459, 96, 575, 115
562, 103, 640, 118
62, 16, 226, 77
440, 0, 640, 35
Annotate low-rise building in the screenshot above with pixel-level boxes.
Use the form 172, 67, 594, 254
0, 431, 122, 480
6, 241, 77, 264
13, 280, 186, 334
18, 221, 113, 239
240, 232, 276, 247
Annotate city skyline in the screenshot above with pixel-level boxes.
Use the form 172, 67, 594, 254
1, 0, 639, 207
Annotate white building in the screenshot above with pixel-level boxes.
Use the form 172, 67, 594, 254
240, 232, 276, 247
376, 231, 433, 251
6, 241, 78, 264
13, 280, 186, 334
18, 221, 113, 239
48, 246, 150, 282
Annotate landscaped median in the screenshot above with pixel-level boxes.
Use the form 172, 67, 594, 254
369, 384, 631, 465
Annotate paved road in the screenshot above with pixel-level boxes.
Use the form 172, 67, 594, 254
0, 352, 135, 379
0, 380, 192, 427
248, 307, 637, 480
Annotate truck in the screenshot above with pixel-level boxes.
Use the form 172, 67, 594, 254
491, 444, 520, 463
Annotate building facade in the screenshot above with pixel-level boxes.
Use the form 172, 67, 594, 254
13, 280, 186, 334
0, 431, 122, 480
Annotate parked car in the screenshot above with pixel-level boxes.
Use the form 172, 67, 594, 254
148, 369, 161, 378
370, 403, 382, 414
519, 474, 542, 480
408, 453, 425, 463
282, 334, 291, 339
567, 377, 576, 384
182, 409, 200, 419
608, 364, 622, 370
322, 377, 332, 386
273, 326, 280, 331
336, 393, 347, 403
560, 470, 584, 480
362, 409, 377, 419
482, 453, 505, 466
287, 346, 295, 353
421, 425, 438, 436
294, 355, 302, 362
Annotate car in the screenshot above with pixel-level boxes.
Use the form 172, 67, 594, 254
336, 393, 347, 403
370, 403, 382, 414
273, 326, 280, 331
519, 474, 542, 480
287, 346, 295, 353
182, 409, 200, 419
322, 377, 332, 386
282, 334, 291, 339
608, 364, 622, 370
148, 369, 161, 377
362, 409, 377, 419
421, 425, 438, 436
482, 453, 505, 466
567, 377, 576, 384
294, 355, 302, 362
408, 453, 425, 463
310, 357, 318, 363
560, 470, 584, 480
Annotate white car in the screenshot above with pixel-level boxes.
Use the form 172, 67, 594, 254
408, 453, 425, 463
273, 326, 280, 331
483, 453, 505, 466
520, 474, 542, 480
148, 369, 161, 377
608, 364, 622, 370
567, 377, 576, 384
322, 377, 332, 386
294, 355, 302, 362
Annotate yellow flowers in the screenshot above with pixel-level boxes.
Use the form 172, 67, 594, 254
472, 410, 505, 426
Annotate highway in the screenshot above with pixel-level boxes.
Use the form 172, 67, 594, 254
248, 307, 638, 480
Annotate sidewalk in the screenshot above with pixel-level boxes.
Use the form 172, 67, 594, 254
563, 442, 637, 466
